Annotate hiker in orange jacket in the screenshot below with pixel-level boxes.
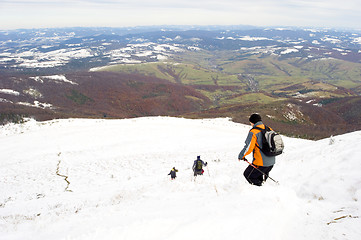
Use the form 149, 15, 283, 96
238, 113, 275, 186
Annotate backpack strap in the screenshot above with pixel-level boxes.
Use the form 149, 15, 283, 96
251, 125, 269, 150
252, 125, 270, 132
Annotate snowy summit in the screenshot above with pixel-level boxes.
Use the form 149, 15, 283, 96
0, 117, 360, 239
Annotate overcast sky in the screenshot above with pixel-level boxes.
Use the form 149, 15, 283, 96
0, 0, 360, 30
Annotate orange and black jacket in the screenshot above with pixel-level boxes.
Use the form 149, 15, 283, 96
238, 121, 275, 167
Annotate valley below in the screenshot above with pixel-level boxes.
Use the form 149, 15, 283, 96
1, 26, 361, 139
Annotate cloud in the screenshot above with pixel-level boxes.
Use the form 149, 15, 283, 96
0, 0, 360, 29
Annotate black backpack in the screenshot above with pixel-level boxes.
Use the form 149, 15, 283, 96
253, 126, 284, 156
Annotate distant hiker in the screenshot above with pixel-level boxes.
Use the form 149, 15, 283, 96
192, 156, 208, 176
168, 167, 178, 180
238, 113, 276, 186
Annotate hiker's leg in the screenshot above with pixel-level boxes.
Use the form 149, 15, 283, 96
243, 165, 263, 186
259, 165, 274, 182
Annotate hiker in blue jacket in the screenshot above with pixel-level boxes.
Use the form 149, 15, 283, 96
192, 156, 208, 176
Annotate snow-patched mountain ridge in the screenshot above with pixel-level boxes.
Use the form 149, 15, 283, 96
1, 27, 360, 71
0, 117, 360, 239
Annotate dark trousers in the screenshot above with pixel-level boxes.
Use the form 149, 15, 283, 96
194, 169, 204, 176
243, 165, 274, 186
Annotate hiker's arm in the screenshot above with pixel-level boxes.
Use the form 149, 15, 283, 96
238, 132, 256, 160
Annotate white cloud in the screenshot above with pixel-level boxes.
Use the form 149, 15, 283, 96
0, 0, 360, 29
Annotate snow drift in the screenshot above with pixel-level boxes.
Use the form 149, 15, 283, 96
0, 117, 360, 239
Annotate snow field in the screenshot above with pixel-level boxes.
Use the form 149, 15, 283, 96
0, 117, 360, 239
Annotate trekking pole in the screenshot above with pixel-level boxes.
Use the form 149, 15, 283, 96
206, 165, 211, 177
206, 165, 219, 196
243, 158, 279, 185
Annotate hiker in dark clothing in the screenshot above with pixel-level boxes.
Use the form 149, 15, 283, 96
168, 167, 178, 180
192, 156, 208, 176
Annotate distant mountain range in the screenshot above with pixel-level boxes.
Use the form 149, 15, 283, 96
1, 26, 360, 73
1, 26, 361, 139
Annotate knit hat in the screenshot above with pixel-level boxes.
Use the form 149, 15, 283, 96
249, 113, 262, 124
197, 156, 201, 160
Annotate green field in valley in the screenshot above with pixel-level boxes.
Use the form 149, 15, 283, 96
97, 52, 361, 108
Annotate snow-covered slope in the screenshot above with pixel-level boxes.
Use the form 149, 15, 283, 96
0, 117, 360, 239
